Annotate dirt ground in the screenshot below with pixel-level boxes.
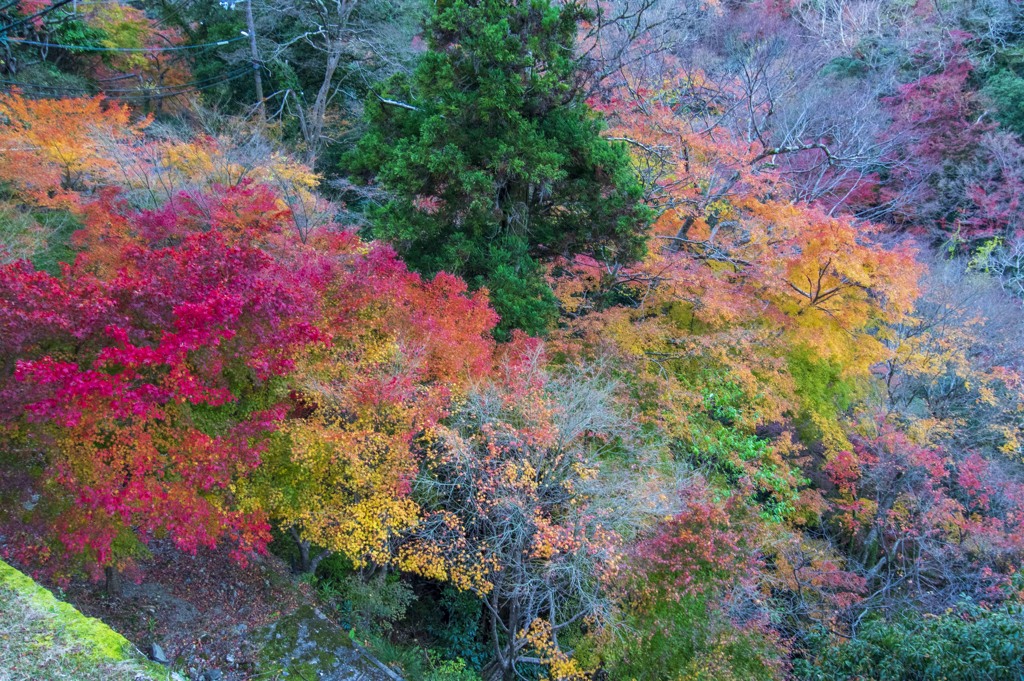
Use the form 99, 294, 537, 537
56, 540, 311, 680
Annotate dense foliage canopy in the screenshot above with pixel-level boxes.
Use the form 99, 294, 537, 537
1, 1, 1024, 680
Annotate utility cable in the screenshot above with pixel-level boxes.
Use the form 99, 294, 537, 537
5, 34, 245, 52
0, 66, 250, 100
0, 0, 77, 35
0, 66, 248, 94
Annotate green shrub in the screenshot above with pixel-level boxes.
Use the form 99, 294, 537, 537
425, 655, 483, 681
795, 602, 1024, 681
984, 70, 1024, 139
579, 591, 781, 681
313, 562, 415, 635
0, 204, 81, 274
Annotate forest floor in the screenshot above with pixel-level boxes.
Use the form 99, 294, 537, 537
53, 541, 310, 680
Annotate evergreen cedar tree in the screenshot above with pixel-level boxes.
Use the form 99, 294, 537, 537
345, 0, 650, 338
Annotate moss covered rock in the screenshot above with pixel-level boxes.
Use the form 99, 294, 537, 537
253, 604, 383, 680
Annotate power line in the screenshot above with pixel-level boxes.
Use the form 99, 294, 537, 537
0, 0, 77, 35
0, 66, 251, 100
5, 34, 246, 53
18, 72, 248, 100
109, 68, 252, 94
111, 68, 251, 94
1, 66, 248, 94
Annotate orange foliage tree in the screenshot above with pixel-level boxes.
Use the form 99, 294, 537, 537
546, 72, 921, 532
0, 93, 148, 208
239, 235, 497, 574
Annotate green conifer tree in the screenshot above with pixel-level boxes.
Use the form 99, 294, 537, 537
346, 0, 649, 337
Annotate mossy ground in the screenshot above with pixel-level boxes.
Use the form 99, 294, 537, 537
0, 560, 171, 681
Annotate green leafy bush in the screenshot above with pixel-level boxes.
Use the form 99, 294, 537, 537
579, 591, 781, 681
983, 70, 1024, 139
312, 554, 415, 635
795, 603, 1024, 681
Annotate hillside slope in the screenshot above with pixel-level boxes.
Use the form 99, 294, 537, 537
0, 559, 173, 681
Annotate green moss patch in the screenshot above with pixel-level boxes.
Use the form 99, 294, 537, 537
0, 559, 170, 680
254, 604, 381, 679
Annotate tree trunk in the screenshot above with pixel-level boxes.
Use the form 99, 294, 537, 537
481, 658, 510, 681
289, 526, 330, 574
480, 607, 518, 681
303, 42, 344, 166
245, 0, 266, 124
104, 565, 121, 597
290, 526, 311, 573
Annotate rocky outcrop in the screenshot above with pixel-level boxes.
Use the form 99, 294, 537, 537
253, 604, 397, 680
